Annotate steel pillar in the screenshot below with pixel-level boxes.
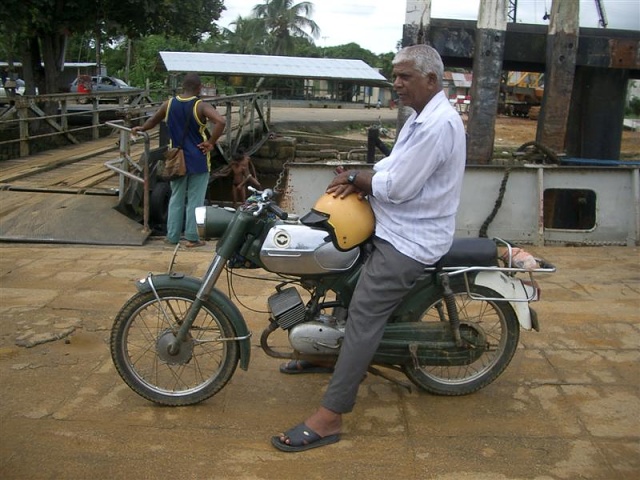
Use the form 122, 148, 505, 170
566, 66, 629, 159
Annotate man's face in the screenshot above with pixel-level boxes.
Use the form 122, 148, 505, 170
392, 61, 438, 113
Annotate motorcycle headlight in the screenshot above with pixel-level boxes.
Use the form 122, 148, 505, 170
195, 206, 236, 239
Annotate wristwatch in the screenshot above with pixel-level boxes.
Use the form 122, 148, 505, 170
347, 170, 359, 185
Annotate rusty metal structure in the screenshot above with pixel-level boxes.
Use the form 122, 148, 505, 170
402, 0, 639, 163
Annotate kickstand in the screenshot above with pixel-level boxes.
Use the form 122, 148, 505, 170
367, 366, 413, 393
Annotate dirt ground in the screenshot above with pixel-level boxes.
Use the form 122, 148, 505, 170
0, 106, 638, 479
492, 116, 640, 157
335, 114, 640, 159
0, 241, 638, 479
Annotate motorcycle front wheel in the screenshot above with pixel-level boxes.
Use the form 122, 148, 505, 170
403, 283, 519, 396
110, 289, 239, 406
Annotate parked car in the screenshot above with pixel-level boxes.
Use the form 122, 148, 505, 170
69, 75, 137, 103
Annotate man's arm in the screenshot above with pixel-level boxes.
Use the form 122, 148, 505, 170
197, 102, 227, 152
131, 101, 168, 134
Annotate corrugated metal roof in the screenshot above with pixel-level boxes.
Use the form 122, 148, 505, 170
0, 62, 97, 68
159, 52, 389, 85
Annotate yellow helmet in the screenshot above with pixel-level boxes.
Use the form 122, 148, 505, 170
301, 193, 375, 251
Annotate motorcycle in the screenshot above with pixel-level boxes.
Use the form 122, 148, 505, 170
110, 187, 555, 406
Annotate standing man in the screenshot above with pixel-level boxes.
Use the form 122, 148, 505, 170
133, 73, 226, 247
272, 44, 466, 452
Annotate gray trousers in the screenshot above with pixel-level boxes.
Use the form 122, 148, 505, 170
321, 237, 426, 414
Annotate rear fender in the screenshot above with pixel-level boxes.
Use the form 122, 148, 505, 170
474, 271, 536, 330
136, 273, 251, 370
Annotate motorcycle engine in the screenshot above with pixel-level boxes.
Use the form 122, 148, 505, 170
289, 320, 345, 355
268, 287, 345, 355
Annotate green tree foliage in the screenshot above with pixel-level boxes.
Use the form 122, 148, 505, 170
103, 36, 195, 89
251, 0, 320, 55
0, 0, 225, 94
628, 96, 640, 117
219, 16, 269, 55
323, 43, 377, 66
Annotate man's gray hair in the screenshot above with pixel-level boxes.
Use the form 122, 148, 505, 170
393, 45, 444, 87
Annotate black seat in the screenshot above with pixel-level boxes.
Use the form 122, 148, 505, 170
436, 238, 498, 268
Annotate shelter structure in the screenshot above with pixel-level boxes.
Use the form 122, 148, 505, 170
159, 52, 392, 106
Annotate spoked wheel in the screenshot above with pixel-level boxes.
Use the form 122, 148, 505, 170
110, 289, 239, 406
403, 284, 520, 395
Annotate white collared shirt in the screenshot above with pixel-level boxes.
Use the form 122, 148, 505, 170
370, 90, 466, 265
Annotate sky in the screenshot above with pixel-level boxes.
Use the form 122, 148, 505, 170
218, 0, 640, 55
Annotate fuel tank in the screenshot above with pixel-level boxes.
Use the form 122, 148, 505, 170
260, 224, 360, 275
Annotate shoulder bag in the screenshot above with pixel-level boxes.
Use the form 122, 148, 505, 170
160, 101, 191, 180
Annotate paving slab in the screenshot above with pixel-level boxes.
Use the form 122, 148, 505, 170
0, 241, 638, 479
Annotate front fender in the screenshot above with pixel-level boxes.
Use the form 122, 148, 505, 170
475, 271, 535, 330
136, 273, 251, 370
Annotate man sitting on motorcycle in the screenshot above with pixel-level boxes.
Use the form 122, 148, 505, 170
272, 44, 467, 452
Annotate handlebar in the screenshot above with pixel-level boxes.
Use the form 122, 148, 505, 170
246, 187, 288, 220
268, 203, 288, 220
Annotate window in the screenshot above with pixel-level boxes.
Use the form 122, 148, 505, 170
543, 189, 596, 230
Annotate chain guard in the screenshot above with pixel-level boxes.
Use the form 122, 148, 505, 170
374, 322, 486, 367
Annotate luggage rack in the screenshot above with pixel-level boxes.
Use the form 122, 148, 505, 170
425, 237, 557, 303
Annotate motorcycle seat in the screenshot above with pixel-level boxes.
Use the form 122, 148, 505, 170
435, 238, 498, 268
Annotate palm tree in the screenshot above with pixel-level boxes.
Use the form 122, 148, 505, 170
222, 16, 269, 55
252, 0, 320, 56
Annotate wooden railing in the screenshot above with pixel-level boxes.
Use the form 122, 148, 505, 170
0, 90, 272, 162
0, 89, 152, 158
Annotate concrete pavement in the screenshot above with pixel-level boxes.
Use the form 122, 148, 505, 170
0, 240, 639, 479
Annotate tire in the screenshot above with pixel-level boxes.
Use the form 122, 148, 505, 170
403, 283, 520, 396
110, 289, 239, 406
149, 181, 171, 226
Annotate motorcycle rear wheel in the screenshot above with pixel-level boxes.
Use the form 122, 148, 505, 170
110, 289, 239, 406
403, 284, 519, 396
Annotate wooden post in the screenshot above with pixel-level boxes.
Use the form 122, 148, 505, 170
17, 102, 29, 157
92, 99, 100, 140
60, 98, 68, 133
535, 0, 579, 153
466, 0, 508, 164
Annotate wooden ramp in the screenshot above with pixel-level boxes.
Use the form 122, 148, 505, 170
0, 133, 151, 245
0, 191, 150, 245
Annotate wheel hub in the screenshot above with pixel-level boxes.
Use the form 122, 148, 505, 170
460, 322, 487, 346
156, 330, 194, 365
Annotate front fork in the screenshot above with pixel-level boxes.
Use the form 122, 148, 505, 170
158, 255, 227, 355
